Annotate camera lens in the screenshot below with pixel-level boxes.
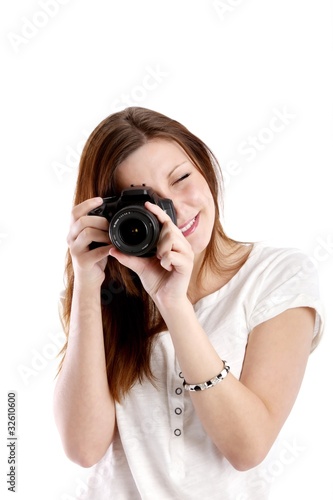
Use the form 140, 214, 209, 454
119, 219, 147, 246
110, 206, 160, 256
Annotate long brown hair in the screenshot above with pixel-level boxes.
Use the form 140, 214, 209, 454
57, 106, 248, 401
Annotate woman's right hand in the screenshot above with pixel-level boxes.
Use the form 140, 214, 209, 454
67, 197, 112, 288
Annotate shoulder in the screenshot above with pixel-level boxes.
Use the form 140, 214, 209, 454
246, 242, 324, 347
245, 242, 318, 285
250, 241, 311, 266
246, 241, 321, 298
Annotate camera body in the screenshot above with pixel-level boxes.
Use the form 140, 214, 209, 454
88, 186, 177, 257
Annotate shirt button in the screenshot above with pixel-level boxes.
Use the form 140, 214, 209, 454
175, 407, 182, 415
175, 387, 182, 395
174, 429, 181, 437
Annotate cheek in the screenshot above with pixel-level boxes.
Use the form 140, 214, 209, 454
202, 190, 217, 229
188, 179, 212, 203
191, 185, 216, 226
200, 184, 215, 212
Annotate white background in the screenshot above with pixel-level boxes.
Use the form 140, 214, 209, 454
1, 1, 332, 499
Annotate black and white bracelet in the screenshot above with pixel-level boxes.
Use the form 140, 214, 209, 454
182, 361, 230, 392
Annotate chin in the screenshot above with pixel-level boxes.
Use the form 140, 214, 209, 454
190, 237, 211, 257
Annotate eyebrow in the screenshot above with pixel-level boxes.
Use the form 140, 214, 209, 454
167, 161, 189, 178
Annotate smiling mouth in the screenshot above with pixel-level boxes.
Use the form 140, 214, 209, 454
179, 215, 198, 235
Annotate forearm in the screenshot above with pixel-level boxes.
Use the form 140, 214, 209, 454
53, 283, 115, 467
157, 298, 273, 471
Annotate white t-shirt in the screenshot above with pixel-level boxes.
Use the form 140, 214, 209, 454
83, 242, 324, 500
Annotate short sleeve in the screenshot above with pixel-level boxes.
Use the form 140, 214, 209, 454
248, 249, 325, 350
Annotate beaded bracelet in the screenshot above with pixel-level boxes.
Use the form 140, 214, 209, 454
182, 361, 230, 392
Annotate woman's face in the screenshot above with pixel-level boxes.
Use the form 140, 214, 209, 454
115, 139, 216, 258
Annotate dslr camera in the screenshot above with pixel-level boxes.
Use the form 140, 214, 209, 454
88, 186, 177, 257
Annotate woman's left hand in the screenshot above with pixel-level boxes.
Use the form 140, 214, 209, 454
109, 201, 194, 306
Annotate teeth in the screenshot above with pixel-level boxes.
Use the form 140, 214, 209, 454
180, 217, 196, 233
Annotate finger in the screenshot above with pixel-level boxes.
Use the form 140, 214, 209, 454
67, 215, 109, 245
71, 228, 111, 255
156, 221, 191, 258
159, 250, 193, 273
80, 243, 112, 265
145, 201, 174, 225
71, 197, 104, 224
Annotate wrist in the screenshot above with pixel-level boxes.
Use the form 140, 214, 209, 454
70, 281, 103, 338
72, 281, 102, 310
155, 296, 194, 323
155, 294, 192, 310
73, 277, 102, 295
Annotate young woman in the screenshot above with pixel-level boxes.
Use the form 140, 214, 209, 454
54, 106, 324, 499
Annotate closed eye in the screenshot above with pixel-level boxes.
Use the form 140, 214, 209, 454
174, 173, 190, 184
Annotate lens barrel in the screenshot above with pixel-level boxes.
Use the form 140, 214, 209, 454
109, 206, 160, 256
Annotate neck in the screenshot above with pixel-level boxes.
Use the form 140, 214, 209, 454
187, 238, 253, 304
187, 236, 223, 303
